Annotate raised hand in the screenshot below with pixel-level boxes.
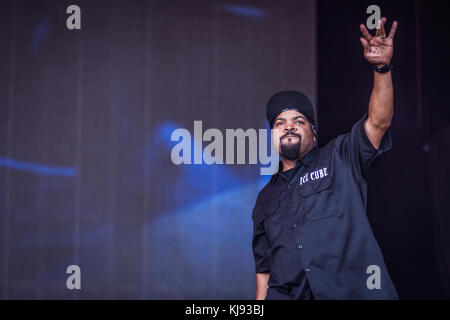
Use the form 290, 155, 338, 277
360, 17, 398, 67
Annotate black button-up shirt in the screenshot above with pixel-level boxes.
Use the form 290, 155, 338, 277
252, 114, 399, 300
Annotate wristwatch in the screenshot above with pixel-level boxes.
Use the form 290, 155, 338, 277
373, 64, 394, 73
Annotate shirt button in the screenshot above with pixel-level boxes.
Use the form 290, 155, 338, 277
298, 244, 303, 249
292, 223, 297, 228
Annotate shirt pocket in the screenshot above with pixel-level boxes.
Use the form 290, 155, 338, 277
296, 177, 339, 222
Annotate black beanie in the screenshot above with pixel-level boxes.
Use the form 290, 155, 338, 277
266, 90, 315, 129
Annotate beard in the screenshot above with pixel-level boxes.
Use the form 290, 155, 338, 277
280, 133, 302, 160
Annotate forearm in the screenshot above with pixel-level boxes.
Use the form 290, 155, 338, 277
256, 272, 270, 300
368, 70, 394, 129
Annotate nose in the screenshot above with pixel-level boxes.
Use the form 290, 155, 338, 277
284, 122, 296, 132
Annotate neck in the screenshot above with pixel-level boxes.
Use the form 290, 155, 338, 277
280, 158, 296, 171
280, 148, 312, 172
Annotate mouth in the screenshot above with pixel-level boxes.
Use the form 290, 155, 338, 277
282, 134, 300, 140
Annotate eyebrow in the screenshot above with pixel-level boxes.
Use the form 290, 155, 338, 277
275, 115, 307, 122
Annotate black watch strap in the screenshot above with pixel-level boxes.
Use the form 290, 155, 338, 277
373, 64, 394, 73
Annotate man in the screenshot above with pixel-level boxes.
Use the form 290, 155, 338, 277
252, 18, 399, 299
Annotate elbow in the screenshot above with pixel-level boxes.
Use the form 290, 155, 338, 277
368, 116, 392, 132
378, 120, 391, 131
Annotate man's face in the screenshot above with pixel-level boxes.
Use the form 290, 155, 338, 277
272, 110, 316, 160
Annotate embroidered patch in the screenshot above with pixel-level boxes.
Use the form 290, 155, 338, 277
299, 167, 329, 185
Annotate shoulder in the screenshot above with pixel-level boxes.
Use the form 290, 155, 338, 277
316, 135, 345, 157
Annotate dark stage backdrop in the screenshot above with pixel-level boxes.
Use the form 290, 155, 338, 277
0, 0, 317, 299
317, 0, 450, 299
1, 0, 449, 300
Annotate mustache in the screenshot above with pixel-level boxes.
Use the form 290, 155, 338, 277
280, 131, 302, 141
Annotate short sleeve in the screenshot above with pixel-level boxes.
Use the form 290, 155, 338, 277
252, 219, 271, 273
335, 113, 392, 180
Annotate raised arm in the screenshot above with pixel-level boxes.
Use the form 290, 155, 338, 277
359, 17, 398, 149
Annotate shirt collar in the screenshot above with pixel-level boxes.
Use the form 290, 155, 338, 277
270, 147, 318, 184
300, 146, 318, 167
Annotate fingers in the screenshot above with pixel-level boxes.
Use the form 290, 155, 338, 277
380, 17, 387, 34
360, 37, 370, 54
361, 17, 397, 42
388, 21, 398, 39
360, 24, 373, 41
